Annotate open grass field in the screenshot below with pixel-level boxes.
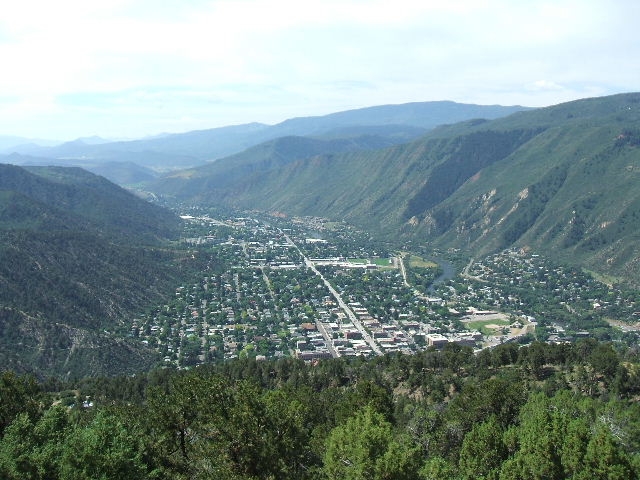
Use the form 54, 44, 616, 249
371, 257, 394, 267
583, 268, 620, 288
347, 258, 368, 264
406, 254, 438, 269
323, 221, 342, 230
466, 318, 511, 335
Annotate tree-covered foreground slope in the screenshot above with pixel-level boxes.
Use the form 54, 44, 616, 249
149, 93, 640, 284
0, 164, 195, 378
1, 339, 639, 479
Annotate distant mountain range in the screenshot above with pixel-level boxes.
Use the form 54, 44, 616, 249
146, 92, 640, 284
0, 135, 60, 152
1, 101, 529, 181
0, 164, 183, 378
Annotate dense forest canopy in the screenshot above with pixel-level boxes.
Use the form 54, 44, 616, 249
2, 339, 640, 479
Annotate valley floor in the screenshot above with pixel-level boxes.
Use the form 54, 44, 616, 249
130, 211, 639, 369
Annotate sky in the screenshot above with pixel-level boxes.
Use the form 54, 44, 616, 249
0, 0, 638, 141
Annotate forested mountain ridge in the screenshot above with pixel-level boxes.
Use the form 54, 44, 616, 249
0, 164, 180, 240
147, 92, 640, 284
416, 92, 640, 281
0, 164, 190, 378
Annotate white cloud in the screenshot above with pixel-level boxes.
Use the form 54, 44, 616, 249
526, 80, 564, 92
0, 0, 638, 138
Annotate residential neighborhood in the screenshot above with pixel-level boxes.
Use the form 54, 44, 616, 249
131, 212, 640, 368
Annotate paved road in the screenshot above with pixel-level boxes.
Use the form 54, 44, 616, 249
398, 255, 410, 287
461, 257, 487, 283
315, 319, 340, 358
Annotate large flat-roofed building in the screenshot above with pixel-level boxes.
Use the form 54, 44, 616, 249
426, 333, 449, 348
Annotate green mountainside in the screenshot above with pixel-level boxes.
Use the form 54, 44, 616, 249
2, 154, 161, 187
12, 165, 180, 241
0, 164, 185, 378
147, 93, 640, 283
152, 134, 412, 201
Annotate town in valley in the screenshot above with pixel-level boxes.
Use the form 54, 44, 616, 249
129, 210, 640, 368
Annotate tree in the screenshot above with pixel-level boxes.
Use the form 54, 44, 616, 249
498, 393, 562, 480
523, 342, 547, 379
335, 380, 394, 424
0, 412, 43, 479
59, 409, 149, 480
0, 371, 42, 436
324, 406, 420, 480
588, 342, 619, 385
262, 387, 315, 477
582, 424, 635, 479
0, 405, 70, 480
143, 371, 237, 477
560, 418, 589, 478
458, 416, 505, 479
447, 376, 526, 433
419, 456, 458, 480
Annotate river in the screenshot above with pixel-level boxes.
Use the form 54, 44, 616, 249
426, 257, 456, 293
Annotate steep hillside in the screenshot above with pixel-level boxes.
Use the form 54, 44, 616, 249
147, 93, 640, 283
214, 128, 544, 234
83, 161, 158, 185
2, 164, 180, 241
3, 154, 160, 186
0, 164, 186, 377
423, 104, 640, 281
151, 134, 411, 200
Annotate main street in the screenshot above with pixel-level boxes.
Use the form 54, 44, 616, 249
315, 319, 340, 358
282, 231, 383, 355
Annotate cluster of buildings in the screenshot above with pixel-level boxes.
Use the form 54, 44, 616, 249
138, 215, 616, 368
